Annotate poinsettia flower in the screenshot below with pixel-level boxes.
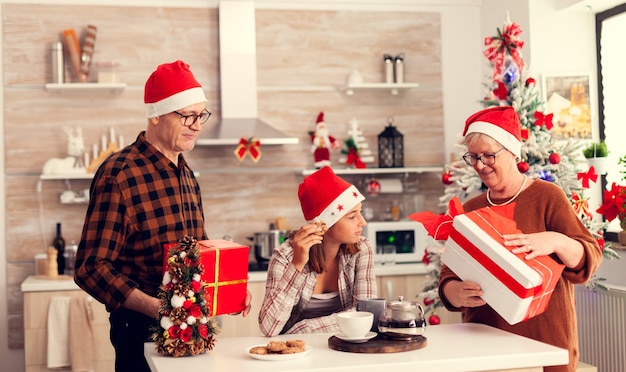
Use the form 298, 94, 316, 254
162, 271, 172, 285
168, 325, 181, 339
171, 294, 186, 308
189, 304, 202, 318
180, 327, 193, 342
160, 316, 174, 330
197, 323, 209, 338
186, 315, 197, 325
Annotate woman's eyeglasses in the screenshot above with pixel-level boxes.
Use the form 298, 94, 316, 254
462, 148, 506, 166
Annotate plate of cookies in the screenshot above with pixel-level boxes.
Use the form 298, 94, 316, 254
247, 339, 313, 361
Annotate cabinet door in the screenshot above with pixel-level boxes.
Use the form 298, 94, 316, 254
376, 274, 461, 325
216, 281, 266, 338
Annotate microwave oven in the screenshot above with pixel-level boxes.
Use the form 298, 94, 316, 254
364, 220, 429, 264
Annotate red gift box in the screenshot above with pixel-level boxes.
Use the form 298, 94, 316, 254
442, 207, 564, 325
164, 239, 249, 316
197, 240, 249, 316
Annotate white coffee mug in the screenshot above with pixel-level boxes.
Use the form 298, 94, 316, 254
337, 311, 373, 338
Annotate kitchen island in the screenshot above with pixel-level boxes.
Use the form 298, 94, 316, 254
144, 323, 568, 372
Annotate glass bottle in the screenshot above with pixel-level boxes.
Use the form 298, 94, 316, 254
52, 223, 65, 275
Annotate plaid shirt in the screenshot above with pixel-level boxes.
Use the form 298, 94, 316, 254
74, 132, 207, 311
258, 237, 377, 336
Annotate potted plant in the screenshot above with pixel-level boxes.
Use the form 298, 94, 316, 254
583, 141, 609, 175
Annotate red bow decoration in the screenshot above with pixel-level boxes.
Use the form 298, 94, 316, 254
577, 166, 598, 188
408, 197, 464, 240
234, 137, 262, 163
346, 148, 365, 168
483, 22, 525, 81
493, 81, 509, 100
571, 191, 593, 220
534, 111, 554, 130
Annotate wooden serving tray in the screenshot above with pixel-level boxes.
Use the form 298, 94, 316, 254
328, 332, 427, 353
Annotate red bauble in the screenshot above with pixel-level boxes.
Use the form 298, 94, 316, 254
441, 172, 453, 185
517, 161, 529, 173
428, 314, 441, 325
423, 297, 435, 306
525, 77, 536, 87
366, 178, 381, 196
549, 153, 561, 165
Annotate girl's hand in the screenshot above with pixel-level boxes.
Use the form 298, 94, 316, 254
292, 223, 324, 271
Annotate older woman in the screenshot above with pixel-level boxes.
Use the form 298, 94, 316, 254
438, 106, 602, 372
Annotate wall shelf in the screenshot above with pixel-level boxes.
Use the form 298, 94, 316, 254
45, 82, 126, 94
301, 166, 443, 176
344, 82, 419, 96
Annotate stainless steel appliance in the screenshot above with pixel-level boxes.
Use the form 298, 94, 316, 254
365, 220, 429, 263
248, 229, 289, 268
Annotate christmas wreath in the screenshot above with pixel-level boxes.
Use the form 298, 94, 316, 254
152, 235, 220, 357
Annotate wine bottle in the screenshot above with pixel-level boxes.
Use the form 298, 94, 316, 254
52, 222, 65, 275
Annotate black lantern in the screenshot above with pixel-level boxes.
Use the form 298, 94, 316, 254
377, 117, 404, 168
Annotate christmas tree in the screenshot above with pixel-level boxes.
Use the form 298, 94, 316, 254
339, 118, 375, 168
417, 18, 619, 323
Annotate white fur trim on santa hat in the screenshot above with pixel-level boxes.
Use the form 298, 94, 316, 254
465, 120, 521, 158
145, 87, 206, 118
309, 184, 365, 228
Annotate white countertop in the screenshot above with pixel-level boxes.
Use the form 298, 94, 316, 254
144, 323, 568, 372
22, 264, 428, 292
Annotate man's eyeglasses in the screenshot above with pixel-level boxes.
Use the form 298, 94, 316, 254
172, 109, 212, 127
462, 148, 506, 166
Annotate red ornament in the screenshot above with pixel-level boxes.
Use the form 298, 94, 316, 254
423, 297, 435, 306
366, 178, 381, 196
549, 153, 561, 165
517, 161, 529, 173
428, 314, 441, 325
441, 172, 453, 185
525, 77, 536, 87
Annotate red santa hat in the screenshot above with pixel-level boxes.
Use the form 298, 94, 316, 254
463, 106, 522, 158
144, 60, 207, 118
298, 166, 365, 228
316, 112, 324, 124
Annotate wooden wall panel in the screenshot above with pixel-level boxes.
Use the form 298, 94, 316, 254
3, 3, 445, 349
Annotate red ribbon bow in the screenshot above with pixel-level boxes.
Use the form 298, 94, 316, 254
483, 22, 525, 81
571, 191, 593, 220
234, 137, 262, 163
577, 166, 598, 188
408, 197, 464, 240
534, 111, 554, 130
346, 148, 365, 168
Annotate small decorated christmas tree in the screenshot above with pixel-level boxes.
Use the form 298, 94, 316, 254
339, 118, 375, 168
152, 236, 219, 357
417, 17, 619, 324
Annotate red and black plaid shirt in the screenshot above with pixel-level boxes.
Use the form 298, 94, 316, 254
74, 132, 207, 311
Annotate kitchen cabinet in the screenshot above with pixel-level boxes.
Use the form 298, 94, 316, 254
21, 276, 114, 372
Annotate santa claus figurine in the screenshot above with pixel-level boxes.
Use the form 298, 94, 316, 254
310, 112, 338, 168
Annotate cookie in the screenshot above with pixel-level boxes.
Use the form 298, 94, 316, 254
266, 340, 287, 353
313, 221, 328, 235
286, 339, 305, 349
281, 346, 303, 354
249, 346, 269, 355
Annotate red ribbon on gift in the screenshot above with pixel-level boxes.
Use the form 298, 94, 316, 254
483, 22, 525, 81
234, 137, 262, 163
534, 111, 554, 130
205, 248, 248, 316
577, 166, 598, 188
409, 197, 464, 240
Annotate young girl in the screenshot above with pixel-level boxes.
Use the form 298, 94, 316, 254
258, 166, 377, 336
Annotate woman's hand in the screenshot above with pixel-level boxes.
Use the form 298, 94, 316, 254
442, 280, 486, 308
291, 223, 324, 271
504, 232, 583, 267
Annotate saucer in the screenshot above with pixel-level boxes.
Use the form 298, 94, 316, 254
335, 331, 377, 343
